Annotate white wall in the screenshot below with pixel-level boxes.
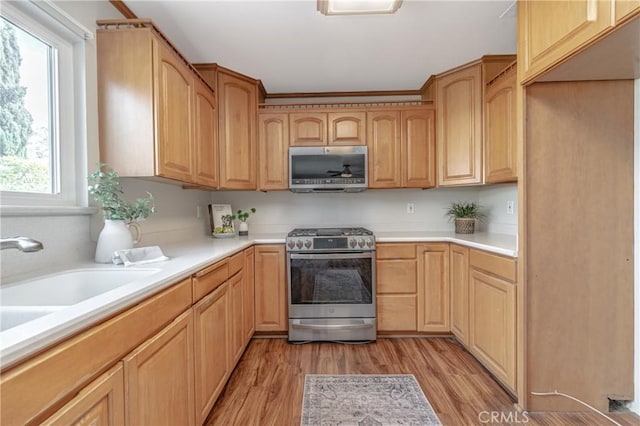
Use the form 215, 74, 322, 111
209, 185, 517, 235
478, 183, 518, 235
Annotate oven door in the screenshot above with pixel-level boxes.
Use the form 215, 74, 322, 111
287, 251, 375, 319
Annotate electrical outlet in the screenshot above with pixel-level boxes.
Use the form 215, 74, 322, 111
506, 201, 514, 215
407, 203, 415, 214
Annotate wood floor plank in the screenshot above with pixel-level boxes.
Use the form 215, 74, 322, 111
206, 337, 639, 426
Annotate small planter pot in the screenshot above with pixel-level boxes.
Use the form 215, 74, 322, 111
454, 218, 476, 234
238, 221, 249, 236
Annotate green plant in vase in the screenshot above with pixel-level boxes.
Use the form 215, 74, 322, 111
232, 208, 256, 236
446, 201, 485, 234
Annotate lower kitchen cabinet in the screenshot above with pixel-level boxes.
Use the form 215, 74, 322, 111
376, 243, 417, 331
254, 244, 288, 332
243, 247, 256, 341
123, 309, 195, 426
450, 244, 470, 345
468, 249, 516, 391
229, 271, 245, 365
193, 282, 229, 425
41, 364, 125, 426
416, 243, 450, 332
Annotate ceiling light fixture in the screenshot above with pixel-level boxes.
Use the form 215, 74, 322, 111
317, 0, 403, 16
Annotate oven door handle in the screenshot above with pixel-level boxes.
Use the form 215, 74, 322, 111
291, 323, 374, 330
289, 252, 373, 260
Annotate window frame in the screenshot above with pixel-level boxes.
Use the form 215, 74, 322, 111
0, 1, 86, 209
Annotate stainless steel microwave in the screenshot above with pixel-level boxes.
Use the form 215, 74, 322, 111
289, 146, 368, 193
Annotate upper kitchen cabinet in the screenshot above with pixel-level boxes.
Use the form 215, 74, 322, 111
194, 78, 219, 188
216, 69, 259, 190
97, 20, 215, 186
484, 62, 517, 184
289, 112, 366, 146
367, 106, 436, 189
519, 1, 639, 83
435, 56, 515, 187
258, 112, 289, 190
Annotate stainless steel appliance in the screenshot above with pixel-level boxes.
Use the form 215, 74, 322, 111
289, 146, 367, 193
287, 227, 376, 342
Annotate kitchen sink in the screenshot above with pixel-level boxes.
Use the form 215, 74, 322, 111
0, 268, 160, 307
0, 306, 66, 332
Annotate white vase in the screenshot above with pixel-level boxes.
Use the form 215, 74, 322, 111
95, 220, 141, 263
238, 221, 249, 236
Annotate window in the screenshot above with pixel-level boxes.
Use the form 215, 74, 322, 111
0, 1, 88, 208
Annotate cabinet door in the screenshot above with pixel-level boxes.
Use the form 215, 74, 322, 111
217, 72, 257, 189
328, 112, 366, 145
519, 0, 613, 83
469, 268, 516, 390
243, 247, 256, 343
402, 108, 436, 188
616, 0, 640, 22
416, 244, 450, 332
254, 245, 287, 331
450, 245, 469, 346
437, 64, 483, 186
124, 309, 195, 426
289, 112, 327, 146
193, 283, 229, 424
367, 111, 401, 188
155, 40, 194, 183
258, 113, 289, 190
41, 364, 124, 426
194, 78, 218, 188
377, 294, 417, 331
485, 65, 517, 184
228, 272, 245, 366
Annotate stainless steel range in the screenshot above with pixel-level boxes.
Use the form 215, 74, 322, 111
286, 227, 376, 342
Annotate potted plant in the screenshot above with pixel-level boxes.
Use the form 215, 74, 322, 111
88, 163, 156, 262
446, 201, 485, 234
232, 208, 256, 236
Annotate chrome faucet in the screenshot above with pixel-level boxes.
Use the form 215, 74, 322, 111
0, 237, 44, 252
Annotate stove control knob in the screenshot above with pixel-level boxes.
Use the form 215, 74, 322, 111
366, 238, 374, 248
304, 239, 312, 249
295, 240, 303, 249
358, 239, 365, 248
287, 240, 295, 249
349, 239, 357, 248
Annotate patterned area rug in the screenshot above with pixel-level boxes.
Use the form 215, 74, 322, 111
301, 374, 442, 426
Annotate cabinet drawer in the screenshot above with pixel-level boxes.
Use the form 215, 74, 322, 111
377, 294, 417, 331
469, 249, 516, 282
376, 243, 416, 259
228, 251, 244, 277
376, 259, 416, 293
193, 261, 229, 302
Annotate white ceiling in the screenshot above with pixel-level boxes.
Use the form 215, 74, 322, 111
124, 0, 517, 94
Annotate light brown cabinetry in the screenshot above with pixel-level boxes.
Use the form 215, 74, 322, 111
616, 0, 640, 22
228, 272, 245, 365
243, 247, 256, 341
289, 112, 365, 146
449, 244, 469, 345
518, 0, 616, 83
468, 249, 516, 391
254, 244, 288, 332
194, 78, 218, 187
436, 63, 483, 186
484, 63, 517, 183
368, 108, 436, 189
123, 309, 195, 426
193, 282, 229, 424
258, 112, 289, 190
41, 364, 125, 426
217, 70, 258, 189
416, 243, 450, 332
97, 21, 215, 186
376, 244, 417, 331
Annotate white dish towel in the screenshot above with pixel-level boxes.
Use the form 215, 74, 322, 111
112, 246, 169, 267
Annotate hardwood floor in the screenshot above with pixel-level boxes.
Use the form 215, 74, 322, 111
206, 337, 639, 425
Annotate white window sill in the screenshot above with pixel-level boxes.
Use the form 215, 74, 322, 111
0, 206, 98, 217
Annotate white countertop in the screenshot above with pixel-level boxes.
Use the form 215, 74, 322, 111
0, 231, 515, 369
